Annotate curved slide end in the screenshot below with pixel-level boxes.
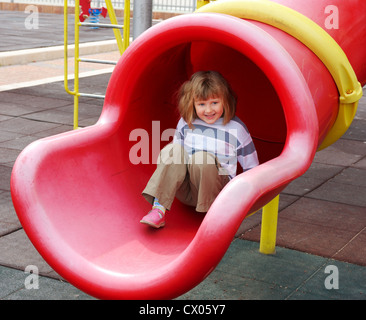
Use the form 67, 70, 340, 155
11, 13, 319, 299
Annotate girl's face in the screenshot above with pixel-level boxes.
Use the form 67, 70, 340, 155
194, 96, 224, 125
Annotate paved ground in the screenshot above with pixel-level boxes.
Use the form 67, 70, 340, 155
0, 9, 365, 301
1, 10, 120, 51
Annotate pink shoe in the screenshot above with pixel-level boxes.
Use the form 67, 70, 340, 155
140, 208, 166, 228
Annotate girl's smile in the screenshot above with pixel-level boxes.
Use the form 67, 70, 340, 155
194, 97, 224, 124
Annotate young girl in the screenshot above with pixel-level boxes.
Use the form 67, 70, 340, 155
140, 71, 259, 228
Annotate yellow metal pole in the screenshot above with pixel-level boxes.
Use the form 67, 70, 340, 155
74, 0, 80, 130
259, 195, 280, 254
64, 0, 74, 96
105, 0, 124, 55
122, 0, 131, 52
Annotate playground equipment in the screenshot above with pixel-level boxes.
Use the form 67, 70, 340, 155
79, 0, 108, 23
11, 0, 365, 299
86, 9, 106, 29
64, 0, 130, 129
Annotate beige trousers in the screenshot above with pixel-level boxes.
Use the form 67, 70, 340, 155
142, 144, 229, 212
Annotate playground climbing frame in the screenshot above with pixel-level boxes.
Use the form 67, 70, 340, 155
64, 0, 131, 130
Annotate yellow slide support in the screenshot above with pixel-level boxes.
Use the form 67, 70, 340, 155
259, 195, 279, 254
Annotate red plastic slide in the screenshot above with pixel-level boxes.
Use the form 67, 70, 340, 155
11, 0, 365, 299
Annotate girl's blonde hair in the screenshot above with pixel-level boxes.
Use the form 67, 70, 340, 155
178, 71, 237, 128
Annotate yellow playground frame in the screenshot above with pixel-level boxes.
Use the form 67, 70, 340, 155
63, 0, 130, 130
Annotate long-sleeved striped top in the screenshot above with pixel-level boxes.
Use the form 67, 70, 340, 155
173, 116, 259, 179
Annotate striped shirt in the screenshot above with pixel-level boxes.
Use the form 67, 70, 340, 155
173, 116, 259, 179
